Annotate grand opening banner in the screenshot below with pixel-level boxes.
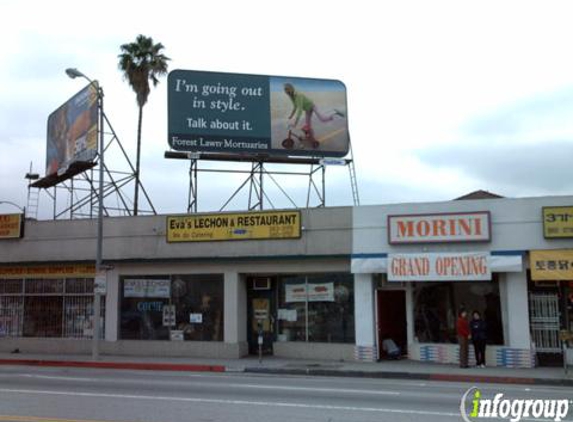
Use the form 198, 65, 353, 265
168, 70, 349, 158
46, 83, 98, 178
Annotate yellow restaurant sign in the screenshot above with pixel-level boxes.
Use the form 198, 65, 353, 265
167, 210, 301, 242
0, 264, 95, 279
530, 250, 573, 280
0, 213, 23, 239
543, 206, 573, 238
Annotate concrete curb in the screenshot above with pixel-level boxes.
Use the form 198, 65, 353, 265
0, 359, 226, 373
244, 367, 573, 387
1, 358, 571, 387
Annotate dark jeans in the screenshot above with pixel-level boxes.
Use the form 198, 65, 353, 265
473, 339, 486, 366
458, 336, 469, 367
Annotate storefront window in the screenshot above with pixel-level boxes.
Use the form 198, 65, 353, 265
277, 276, 307, 341
0, 278, 102, 339
277, 273, 354, 343
413, 278, 504, 345
119, 274, 224, 341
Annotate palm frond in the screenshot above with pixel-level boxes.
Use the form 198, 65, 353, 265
117, 34, 170, 107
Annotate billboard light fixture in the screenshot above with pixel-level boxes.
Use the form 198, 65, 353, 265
65, 68, 86, 80
25, 173, 39, 180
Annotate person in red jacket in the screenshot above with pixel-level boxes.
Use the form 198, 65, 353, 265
456, 309, 470, 368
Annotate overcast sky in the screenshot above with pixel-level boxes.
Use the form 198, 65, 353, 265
2, 1, 573, 218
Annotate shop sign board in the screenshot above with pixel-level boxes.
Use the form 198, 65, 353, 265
388, 252, 491, 282
168, 69, 350, 158
0, 214, 23, 240
388, 212, 491, 244
170, 330, 184, 341
530, 249, 573, 280
166, 210, 301, 242
285, 282, 335, 302
162, 305, 176, 327
94, 271, 107, 295
189, 313, 203, 324
124, 279, 171, 298
0, 264, 95, 279
543, 206, 573, 238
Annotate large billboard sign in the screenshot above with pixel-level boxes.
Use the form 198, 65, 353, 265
46, 83, 98, 178
168, 70, 349, 157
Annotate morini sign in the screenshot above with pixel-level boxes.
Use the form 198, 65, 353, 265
388, 211, 491, 244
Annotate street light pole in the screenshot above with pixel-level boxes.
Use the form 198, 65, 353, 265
0, 201, 25, 214
65, 68, 104, 360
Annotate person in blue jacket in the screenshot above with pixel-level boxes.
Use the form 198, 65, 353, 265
470, 310, 487, 368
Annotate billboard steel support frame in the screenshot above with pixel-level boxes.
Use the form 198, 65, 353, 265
165, 147, 360, 212
35, 106, 157, 220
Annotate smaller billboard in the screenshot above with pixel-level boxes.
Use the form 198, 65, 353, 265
168, 69, 349, 158
543, 206, 573, 238
0, 214, 23, 240
46, 83, 98, 178
166, 210, 301, 242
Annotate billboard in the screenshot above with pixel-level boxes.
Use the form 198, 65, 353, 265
166, 210, 301, 242
168, 70, 349, 157
46, 83, 98, 178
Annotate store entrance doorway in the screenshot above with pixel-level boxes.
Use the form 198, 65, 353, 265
247, 277, 276, 355
377, 290, 407, 360
529, 289, 563, 366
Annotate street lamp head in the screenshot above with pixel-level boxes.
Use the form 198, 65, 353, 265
65, 68, 85, 79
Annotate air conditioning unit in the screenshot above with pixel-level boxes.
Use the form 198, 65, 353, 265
252, 277, 271, 290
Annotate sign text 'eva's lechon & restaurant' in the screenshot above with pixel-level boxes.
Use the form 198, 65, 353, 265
166, 210, 301, 242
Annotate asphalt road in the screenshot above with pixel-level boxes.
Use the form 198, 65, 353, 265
0, 365, 571, 422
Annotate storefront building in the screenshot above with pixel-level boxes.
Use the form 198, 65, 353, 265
1, 195, 572, 367
0, 207, 354, 359
352, 195, 573, 368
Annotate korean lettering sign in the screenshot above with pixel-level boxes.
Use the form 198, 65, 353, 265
543, 206, 573, 238
530, 250, 573, 280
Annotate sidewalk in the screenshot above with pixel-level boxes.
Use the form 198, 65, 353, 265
0, 352, 571, 387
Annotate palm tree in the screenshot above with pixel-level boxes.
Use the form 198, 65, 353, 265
118, 34, 170, 215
